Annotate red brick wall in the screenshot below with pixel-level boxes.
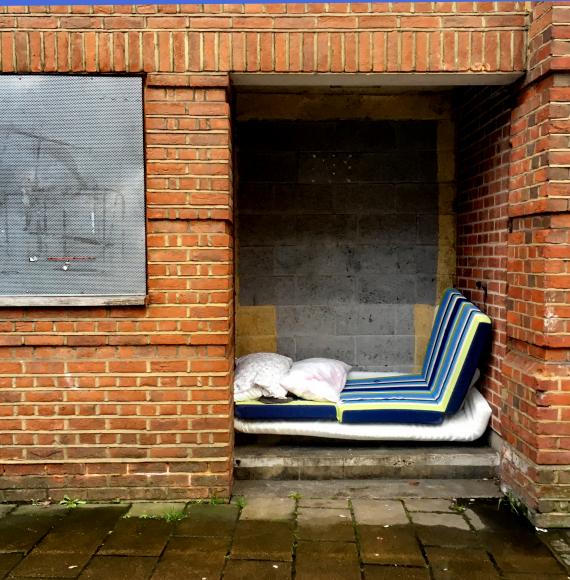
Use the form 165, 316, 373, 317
500, 75, 570, 521
456, 85, 513, 435
498, 2, 570, 525
0, 3, 527, 75
0, 81, 235, 502
0, 2, 530, 501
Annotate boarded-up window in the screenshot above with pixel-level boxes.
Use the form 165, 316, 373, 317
0, 75, 146, 306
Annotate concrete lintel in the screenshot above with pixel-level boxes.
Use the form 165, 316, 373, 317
231, 72, 524, 88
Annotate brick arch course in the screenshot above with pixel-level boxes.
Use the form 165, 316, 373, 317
1, 4, 528, 75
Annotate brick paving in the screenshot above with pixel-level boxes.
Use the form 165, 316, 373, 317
0, 496, 567, 580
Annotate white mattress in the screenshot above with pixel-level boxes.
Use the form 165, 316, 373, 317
234, 387, 491, 442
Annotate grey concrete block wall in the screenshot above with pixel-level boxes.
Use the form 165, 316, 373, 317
237, 119, 438, 372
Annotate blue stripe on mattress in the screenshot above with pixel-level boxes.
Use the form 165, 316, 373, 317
337, 303, 491, 424
342, 289, 467, 392
343, 374, 424, 388
233, 290, 492, 427
342, 298, 474, 400
234, 402, 337, 421
340, 306, 482, 403
341, 409, 444, 425
422, 289, 464, 376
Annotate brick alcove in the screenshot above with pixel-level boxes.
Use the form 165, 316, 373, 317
1, 2, 570, 527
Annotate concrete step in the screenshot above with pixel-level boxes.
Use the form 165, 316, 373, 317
233, 444, 499, 481
232, 478, 502, 500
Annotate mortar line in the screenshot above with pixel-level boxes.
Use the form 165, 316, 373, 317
459, 498, 507, 579
290, 493, 300, 580
218, 499, 240, 579
142, 500, 184, 579
401, 497, 435, 580
52, 503, 129, 578
347, 497, 365, 580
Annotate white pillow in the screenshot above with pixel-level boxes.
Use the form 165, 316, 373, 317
234, 352, 292, 400
234, 385, 266, 402
280, 358, 351, 403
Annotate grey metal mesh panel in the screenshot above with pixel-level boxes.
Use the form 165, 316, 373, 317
0, 75, 146, 298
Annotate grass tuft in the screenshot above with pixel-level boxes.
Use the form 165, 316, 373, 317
59, 496, 87, 509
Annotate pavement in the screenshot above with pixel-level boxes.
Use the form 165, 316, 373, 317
0, 492, 568, 580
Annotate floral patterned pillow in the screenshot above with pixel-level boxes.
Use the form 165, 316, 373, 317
234, 352, 293, 401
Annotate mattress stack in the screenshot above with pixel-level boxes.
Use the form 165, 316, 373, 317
235, 289, 492, 431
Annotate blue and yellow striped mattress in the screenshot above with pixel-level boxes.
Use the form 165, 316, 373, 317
235, 291, 491, 425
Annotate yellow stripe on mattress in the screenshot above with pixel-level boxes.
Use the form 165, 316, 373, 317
337, 311, 489, 421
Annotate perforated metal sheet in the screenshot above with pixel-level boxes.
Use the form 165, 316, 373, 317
0, 75, 145, 301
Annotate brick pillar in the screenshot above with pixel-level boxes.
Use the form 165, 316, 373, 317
143, 75, 235, 499
501, 2, 570, 526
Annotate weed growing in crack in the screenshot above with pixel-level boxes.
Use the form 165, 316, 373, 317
499, 490, 528, 519
59, 496, 87, 509
234, 496, 247, 510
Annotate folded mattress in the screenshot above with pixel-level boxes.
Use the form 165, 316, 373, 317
235, 295, 492, 426
235, 388, 492, 442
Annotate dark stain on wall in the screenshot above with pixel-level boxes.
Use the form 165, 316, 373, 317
237, 119, 438, 372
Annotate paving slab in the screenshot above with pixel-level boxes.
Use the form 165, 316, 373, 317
0, 506, 67, 553
0, 554, 22, 578
411, 512, 478, 547
11, 506, 64, 517
363, 565, 430, 579
358, 525, 425, 567
98, 517, 171, 556
463, 509, 487, 530
156, 536, 228, 579
463, 501, 517, 533
432, 570, 501, 580
77, 556, 157, 580
481, 531, 566, 575
425, 546, 500, 579
150, 553, 224, 580
31, 506, 126, 555
223, 560, 291, 580
231, 520, 293, 561
298, 498, 349, 509
162, 536, 230, 556
353, 500, 408, 526
296, 541, 360, 580
425, 545, 495, 568
8, 552, 91, 578
297, 507, 355, 542
239, 497, 295, 521
410, 512, 470, 530
404, 499, 456, 513
296, 540, 359, 562
0, 506, 15, 519
541, 530, 570, 570
174, 504, 238, 537
126, 503, 187, 519
296, 558, 361, 580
